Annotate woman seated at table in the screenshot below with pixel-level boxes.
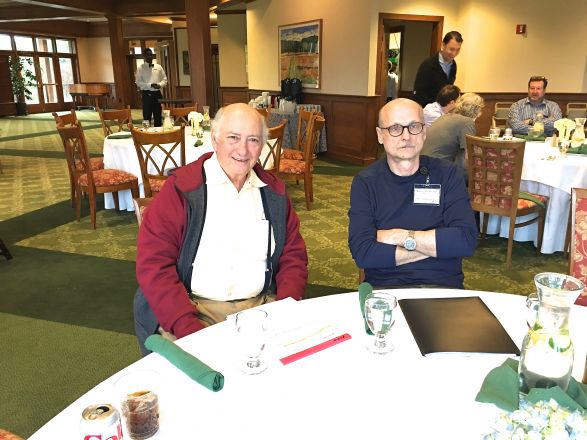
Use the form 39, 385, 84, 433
422, 92, 484, 174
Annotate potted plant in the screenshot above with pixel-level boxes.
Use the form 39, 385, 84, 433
9, 56, 37, 115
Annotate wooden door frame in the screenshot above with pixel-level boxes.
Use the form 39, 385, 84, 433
376, 13, 444, 110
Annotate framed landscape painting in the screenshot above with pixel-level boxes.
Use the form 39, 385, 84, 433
279, 19, 322, 89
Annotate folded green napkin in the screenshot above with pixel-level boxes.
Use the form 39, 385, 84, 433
358, 282, 373, 335
145, 334, 224, 392
475, 358, 587, 412
566, 144, 587, 154
516, 134, 547, 141
107, 133, 132, 140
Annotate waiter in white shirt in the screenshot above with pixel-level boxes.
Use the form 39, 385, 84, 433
135, 48, 167, 127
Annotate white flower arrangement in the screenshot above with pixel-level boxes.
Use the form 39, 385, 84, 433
483, 399, 587, 440
188, 111, 204, 124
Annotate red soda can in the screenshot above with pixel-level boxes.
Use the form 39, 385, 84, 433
80, 404, 124, 440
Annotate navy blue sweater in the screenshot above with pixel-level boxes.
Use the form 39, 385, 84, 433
348, 156, 477, 288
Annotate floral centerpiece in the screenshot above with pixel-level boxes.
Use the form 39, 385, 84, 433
484, 399, 587, 439
188, 111, 205, 145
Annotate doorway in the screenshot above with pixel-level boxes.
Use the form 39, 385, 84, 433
376, 13, 444, 110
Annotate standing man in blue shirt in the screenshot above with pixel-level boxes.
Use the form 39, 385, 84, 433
507, 76, 562, 136
413, 31, 463, 107
348, 98, 477, 289
135, 48, 168, 127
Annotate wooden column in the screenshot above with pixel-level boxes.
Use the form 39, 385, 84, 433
106, 14, 132, 108
185, 0, 213, 110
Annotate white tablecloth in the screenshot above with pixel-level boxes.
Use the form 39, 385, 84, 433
485, 141, 587, 253
102, 128, 214, 211
29, 289, 587, 439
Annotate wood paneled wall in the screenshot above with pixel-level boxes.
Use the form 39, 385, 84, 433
219, 87, 380, 165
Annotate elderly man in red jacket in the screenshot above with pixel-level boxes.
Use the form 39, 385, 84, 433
134, 103, 308, 355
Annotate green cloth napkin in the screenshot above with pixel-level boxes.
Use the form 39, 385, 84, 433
475, 358, 587, 412
516, 134, 547, 141
566, 144, 587, 155
107, 133, 132, 140
358, 282, 373, 335
518, 191, 546, 208
145, 334, 224, 392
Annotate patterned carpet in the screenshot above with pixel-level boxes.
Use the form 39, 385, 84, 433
0, 111, 568, 437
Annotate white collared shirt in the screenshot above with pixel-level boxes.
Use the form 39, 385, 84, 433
191, 154, 275, 301
135, 61, 168, 92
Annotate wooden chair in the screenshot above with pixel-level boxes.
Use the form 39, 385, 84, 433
568, 187, 587, 306
52, 110, 104, 207
132, 197, 154, 226
98, 106, 132, 137
491, 102, 513, 132
281, 109, 317, 160
0, 238, 13, 260
131, 125, 186, 198
255, 108, 270, 125
566, 102, 587, 120
166, 105, 197, 125
259, 118, 287, 173
278, 116, 325, 210
466, 135, 548, 267
56, 122, 139, 229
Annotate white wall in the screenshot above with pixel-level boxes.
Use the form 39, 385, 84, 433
217, 14, 248, 87
76, 37, 113, 83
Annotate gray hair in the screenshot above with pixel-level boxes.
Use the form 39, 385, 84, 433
211, 104, 269, 145
454, 92, 484, 119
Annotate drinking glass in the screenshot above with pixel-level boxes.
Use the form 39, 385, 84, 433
235, 309, 268, 374
141, 120, 150, 130
114, 370, 160, 439
489, 128, 500, 140
364, 292, 397, 354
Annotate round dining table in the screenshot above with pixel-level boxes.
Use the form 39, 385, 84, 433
485, 140, 587, 253
28, 288, 587, 439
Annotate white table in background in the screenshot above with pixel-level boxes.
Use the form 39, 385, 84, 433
485, 141, 587, 253
102, 128, 214, 211
29, 288, 587, 439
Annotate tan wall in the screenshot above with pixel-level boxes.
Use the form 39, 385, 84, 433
217, 14, 248, 87
247, 0, 372, 95
76, 37, 113, 83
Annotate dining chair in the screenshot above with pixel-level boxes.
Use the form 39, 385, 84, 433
255, 108, 270, 126
0, 238, 13, 261
132, 197, 154, 226
52, 110, 104, 207
131, 125, 186, 198
98, 106, 132, 137
282, 109, 322, 160
259, 118, 287, 173
566, 102, 587, 120
166, 105, 197, 125
491, 102, 513, 132
465, 135, 548, 267
568, 187, 587, 306
278, 116, 325, 210
56, 122, 139, 229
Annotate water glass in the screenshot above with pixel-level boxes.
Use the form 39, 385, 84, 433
503, 128, 513, 140
364, 292, 397, 354
489, 128, 500, 140
141, 120, 150, 130
235, 309, 268, 374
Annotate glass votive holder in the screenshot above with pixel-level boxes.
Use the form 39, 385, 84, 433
489, 128, 500, 140
114, 370, 160, 439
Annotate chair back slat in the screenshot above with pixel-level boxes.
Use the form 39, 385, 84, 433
260, 118, 287, 172
52, 110, 78, 126
98, 107, 132, 136
131, 126, 186, 197
303, 116, 325, 166
56, 122, 95, 192
166, 105, 198, 125
295, 109, 317, 150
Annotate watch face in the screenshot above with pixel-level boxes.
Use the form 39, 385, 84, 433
404, 237, 417, 251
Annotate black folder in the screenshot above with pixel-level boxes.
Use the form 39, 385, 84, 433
398, 296, 520, 356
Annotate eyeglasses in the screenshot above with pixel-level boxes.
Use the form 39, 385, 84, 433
378, 122, 425, 137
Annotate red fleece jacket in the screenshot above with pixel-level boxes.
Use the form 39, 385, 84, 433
136, 153, 308, 339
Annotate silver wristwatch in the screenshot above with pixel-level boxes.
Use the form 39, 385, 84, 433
403, 230, 417, 251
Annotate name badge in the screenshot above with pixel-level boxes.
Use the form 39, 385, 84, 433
414, 184, 441, 205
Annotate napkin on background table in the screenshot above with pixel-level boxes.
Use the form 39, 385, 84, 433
107, 132, 132, 140
475, 358, 587, 412
516, 134, 547, 141
145, 334, 224, 392
566, 144, 587, 154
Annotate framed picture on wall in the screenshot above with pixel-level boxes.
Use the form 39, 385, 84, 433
174, 28, 190, 87
182, 51, 190, 75
278, 19, 322, 89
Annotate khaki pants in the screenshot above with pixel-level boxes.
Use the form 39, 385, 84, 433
159, 293, 275, 341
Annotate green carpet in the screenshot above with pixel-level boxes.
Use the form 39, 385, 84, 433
0, 111, 569, 438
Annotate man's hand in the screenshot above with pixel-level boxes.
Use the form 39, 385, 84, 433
377, 228, 437, 257
151, 83, 160, 89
